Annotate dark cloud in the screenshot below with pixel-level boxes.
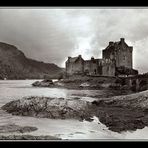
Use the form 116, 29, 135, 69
0, 8, 148, 73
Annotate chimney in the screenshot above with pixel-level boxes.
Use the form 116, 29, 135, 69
78, 55, 82, 58
120, 38, 125, 42
109, 41, 114, 46
91, 56, 94, 60
68, 56, 71, 60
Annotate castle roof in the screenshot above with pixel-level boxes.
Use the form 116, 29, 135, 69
69, 57, 78, 62
68, 55, 84, 63
85, 58, 102, 63
85, 58, 101, 61
105, 39, 129, 51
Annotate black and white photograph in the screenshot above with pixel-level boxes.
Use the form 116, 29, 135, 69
0, 7, 148, 141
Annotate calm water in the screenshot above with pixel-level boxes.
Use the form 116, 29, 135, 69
0, 80, 148, 140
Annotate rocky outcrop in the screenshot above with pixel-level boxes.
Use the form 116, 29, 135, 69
0, 135, 61, 140
32, 79, 54, 87
92, 90, 148, 109
91, 90, 148, 132
0, 124, 60, 140
91, 106, 147, 132
31, 77, 131, 92
2, 97, 92, 120
3, 91, 148, 133
0, 124, 37, 133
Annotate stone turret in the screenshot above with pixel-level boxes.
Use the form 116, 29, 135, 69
109, 41, 114, 46
120, 38, 125, 43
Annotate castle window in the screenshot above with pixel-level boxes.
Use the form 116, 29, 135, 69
94, 69, 97, 74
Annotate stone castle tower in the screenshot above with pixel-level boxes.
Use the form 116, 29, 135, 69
103, 38, 132, 69
65, 38, 138, 77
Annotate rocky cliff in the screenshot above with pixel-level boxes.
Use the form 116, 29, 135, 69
0, 42, 63, 79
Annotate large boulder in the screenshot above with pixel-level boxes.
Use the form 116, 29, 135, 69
32, 79, 54, 87
2, 97, 92, 120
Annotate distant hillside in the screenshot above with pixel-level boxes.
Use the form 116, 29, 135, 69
0, 42, 64, 79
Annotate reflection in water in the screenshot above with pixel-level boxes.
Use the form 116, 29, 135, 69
0, 80, 147, 140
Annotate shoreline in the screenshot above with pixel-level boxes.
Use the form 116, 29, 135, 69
31, 78, 134, 92
2, 90, 148, 134
1, 79, 148, 139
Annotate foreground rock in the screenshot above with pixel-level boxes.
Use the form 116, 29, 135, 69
32, 79, 54, 87
3, 91, 148, 133
2, 97, 92, 120
0, 135, 61, 140
0, 124, 61, 140
92, 106, 147, 132
0, 124, 37, 134
91, 90, 148, 132
92, 90, 148, 109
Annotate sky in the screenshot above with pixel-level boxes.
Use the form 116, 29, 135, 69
0, 8, 148, 73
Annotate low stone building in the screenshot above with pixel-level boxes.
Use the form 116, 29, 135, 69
65, 38, 138, 77
66, 55, 84, 75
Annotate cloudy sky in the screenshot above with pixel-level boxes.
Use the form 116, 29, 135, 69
0, 8, 148, 73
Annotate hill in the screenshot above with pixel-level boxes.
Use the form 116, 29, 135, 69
0, 42, 64, 79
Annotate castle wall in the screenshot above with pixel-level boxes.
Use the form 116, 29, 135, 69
84, 61, 91, 74
84, 59, 102, 75
88, 61, 98, 75
66, 62, 72, 74
102, 59, 115, 76
102, 44, 115, 60
97, 61, 102, 75
66, 58, 84, 75
115, 46, 133, 69
72, 59, 84, 74
103, 39, 133, 70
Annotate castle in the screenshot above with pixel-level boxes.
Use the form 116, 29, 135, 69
65, 38, 138, 77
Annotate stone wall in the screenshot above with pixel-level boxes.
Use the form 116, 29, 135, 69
97, 61, 102, 75
84, 59, 102, 75
102, 42, 115, 60
102, 59, 115, 76
84, 60, 91, 74
66, 59, 84, 75
103, 38, 133, 70
115, 44, 133, 69
84, 60, 97, 75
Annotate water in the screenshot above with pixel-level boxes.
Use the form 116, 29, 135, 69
0, 80, 147, 140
